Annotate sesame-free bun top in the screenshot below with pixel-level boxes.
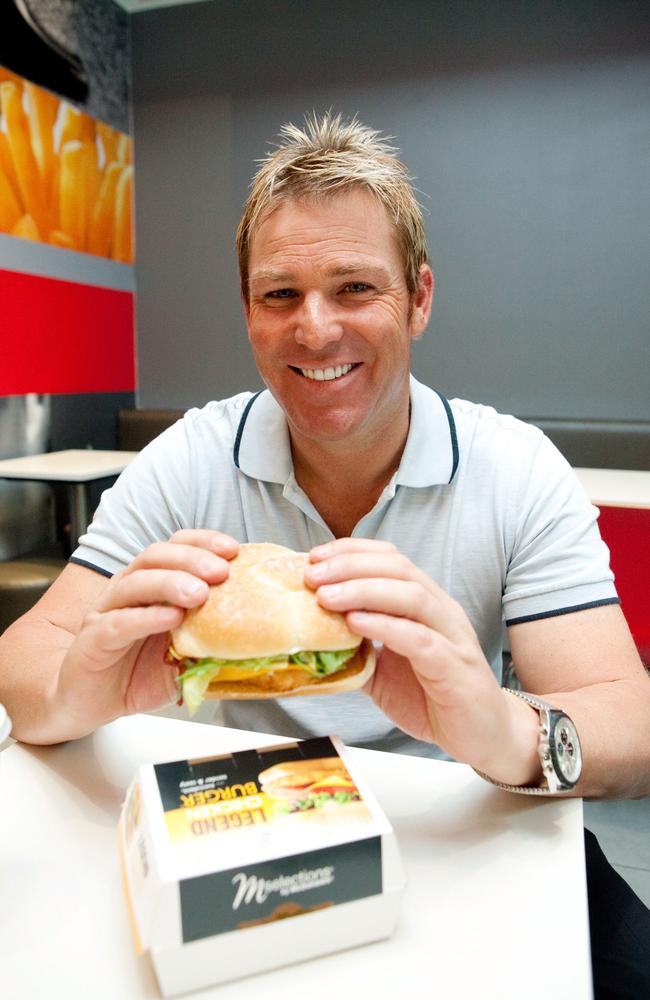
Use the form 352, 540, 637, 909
170, 542, 362, 660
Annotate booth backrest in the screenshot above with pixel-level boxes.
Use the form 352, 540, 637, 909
522, 418, 650, 471
117, 408, 650, 471
117, 408, 185, 451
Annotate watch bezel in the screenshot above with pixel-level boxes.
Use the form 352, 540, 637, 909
547, 711, 582, 790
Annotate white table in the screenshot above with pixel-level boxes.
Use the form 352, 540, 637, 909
0, 449, 137, 546
0, 714, 592, 999
574, 467, 650, 510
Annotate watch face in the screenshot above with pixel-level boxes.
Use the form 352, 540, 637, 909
550, 715, 582, 786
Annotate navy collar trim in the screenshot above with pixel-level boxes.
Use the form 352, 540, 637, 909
232, 376, 459, 488
233, 391, 263, 469
435, 390, 460, 483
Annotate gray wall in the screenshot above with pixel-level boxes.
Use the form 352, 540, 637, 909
131, 0, 650, 419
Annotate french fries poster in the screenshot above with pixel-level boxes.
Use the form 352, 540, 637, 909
0, 66, 134, 264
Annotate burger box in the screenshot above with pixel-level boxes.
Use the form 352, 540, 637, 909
118, 734, 405, 996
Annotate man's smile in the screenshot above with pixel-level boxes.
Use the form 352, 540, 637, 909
289, 362, 362, 382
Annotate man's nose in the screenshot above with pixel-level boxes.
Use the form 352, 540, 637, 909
294, 293, 343, 349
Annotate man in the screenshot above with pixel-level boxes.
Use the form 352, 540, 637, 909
2, 111, 648, 783
0, 113, 649, 988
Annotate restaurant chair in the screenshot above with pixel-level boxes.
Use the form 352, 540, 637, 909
0, 478, 65, 635
0, 556, 63, 634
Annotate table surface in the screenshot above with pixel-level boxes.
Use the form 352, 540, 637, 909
574, 467, 650, 509
0, 448, 138, 482
0, 714, 592, 1000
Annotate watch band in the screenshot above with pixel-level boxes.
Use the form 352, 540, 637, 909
473, 688, 579, 795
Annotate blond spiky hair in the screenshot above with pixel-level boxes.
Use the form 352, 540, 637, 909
236, 111, 429, 299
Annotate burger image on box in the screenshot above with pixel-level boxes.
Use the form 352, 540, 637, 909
118, 735, 404, 997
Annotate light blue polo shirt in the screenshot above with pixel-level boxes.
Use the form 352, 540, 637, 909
73, 376, 617, 758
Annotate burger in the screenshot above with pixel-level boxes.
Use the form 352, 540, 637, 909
168, 542, 375, 713
258, 756, 354, 801
258, 757, 361, 812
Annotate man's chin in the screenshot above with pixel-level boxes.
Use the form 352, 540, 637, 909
261, 368, 385, 446
285, 405, 366, 445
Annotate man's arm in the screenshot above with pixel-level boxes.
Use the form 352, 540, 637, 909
0, 531, 238, 745
0, 563, 110, 743
306, 538, 650, 799
509, 603, 650, 798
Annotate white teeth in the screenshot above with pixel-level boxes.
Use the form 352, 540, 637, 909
299, 363, 354, 381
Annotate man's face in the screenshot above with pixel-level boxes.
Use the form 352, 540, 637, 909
244, 189, 433, 451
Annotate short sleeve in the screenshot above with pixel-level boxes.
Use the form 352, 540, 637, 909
502, 434, 618, 625
71, 417, 194, 576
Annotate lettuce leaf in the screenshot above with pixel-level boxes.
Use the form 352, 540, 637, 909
291, 648, 358, 676
182, 673, 213, 717
177, 647, 359, 715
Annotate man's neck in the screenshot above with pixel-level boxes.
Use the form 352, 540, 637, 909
290, 401, 411, 537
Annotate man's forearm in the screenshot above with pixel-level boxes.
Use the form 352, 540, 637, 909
454, 676, 650, 799
0, 615, 77, 745
547, 676, 650, 799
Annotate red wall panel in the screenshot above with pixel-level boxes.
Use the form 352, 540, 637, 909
598, 505, 650, 663
0, 267, 136, 394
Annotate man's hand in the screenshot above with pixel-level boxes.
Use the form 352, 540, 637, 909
49, 531, 239, 740
305, 538, 541, 785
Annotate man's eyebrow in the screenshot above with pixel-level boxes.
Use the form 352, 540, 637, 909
249, 268, 293, 284
249, 263, 390, 284
329, 263, 390, 278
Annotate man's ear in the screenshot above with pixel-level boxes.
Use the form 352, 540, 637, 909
409, 265, 434, 340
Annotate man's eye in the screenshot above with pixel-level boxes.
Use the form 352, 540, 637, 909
343, 282, 371, 294
266, 288, 296, 299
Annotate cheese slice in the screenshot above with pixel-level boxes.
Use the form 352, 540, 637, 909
209, 660, 291, 682
307, 777, 358, 795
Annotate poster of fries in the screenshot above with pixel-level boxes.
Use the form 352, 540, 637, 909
0, 66, 134, 264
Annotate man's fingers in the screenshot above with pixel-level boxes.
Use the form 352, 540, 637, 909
77, 604, 184, 665
305, 551, 429, 589
345, 610, 449, 683
169, 529, 239, 554
318, 576, 435, 619
309, 538, 397, 562
94, 568, 209, 614
316, 575, 467, 643
66, 532, 239, 689
126, 541, 233, 583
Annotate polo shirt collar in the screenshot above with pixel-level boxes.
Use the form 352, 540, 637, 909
233, 389, 292, 484
397, 376, 459, 486
233, 375, 459, 487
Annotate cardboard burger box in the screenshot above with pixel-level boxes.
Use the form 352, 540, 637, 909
118, 735, 404, 996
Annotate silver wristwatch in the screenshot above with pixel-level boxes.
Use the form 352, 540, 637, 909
475, 689, 583, 795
